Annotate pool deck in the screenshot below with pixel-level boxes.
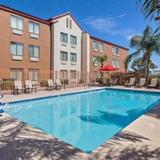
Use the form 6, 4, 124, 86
0, 86, 160, 160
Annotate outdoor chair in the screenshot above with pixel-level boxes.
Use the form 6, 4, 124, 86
13, 80, 25, 95
147, 79, 158, 88
125, 78, 136, 87
0, 91, 3, 104
110, 78, 118, 86
136, 78, 146, 88
55, 79, 62, 90
47, 79, 56, 90
25, 80, 37, 93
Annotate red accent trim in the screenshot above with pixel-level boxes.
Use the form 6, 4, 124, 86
48, 12, 83, 31
0, 4, 49, 25
90, 36, 129, 51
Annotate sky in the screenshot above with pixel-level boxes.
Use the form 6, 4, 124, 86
0, 0, 160, 68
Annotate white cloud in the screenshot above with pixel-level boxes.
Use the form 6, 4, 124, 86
83, 14, 136, 40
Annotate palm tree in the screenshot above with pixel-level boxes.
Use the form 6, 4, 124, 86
125, 25, 160, 84
93, 54, 107, 80
138, 0, 160, 19
131, 57, 157, 72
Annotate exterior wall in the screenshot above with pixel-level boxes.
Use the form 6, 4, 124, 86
81, 32, 90, 82
50, 15, 82, 82
90, 37, 128, 78
0, 9, 51, 82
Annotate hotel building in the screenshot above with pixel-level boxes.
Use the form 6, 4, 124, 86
49, 13, 83, 83
0, 5, 51, 83
0, 4, 128, 84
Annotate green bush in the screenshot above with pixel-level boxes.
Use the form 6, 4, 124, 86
0, 81, 13, 90
40, 80, 48, 87
60, 79, 69, 85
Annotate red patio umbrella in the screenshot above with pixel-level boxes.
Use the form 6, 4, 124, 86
99, 65, 118, 79
99, 65, 118, 71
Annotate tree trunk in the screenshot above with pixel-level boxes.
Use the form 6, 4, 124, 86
100, 63, 104, 83
146, 54, 150, 86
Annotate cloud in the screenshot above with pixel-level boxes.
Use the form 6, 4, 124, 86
83, 14, 136, 40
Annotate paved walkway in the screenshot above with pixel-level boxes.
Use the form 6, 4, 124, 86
0, 86, 160, 160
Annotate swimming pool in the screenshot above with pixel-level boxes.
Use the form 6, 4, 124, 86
2, 89, 160, 152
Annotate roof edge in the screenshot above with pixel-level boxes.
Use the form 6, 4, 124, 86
0, 4, 49, 25
90, 36, 129, 51
48, 12, 83, 31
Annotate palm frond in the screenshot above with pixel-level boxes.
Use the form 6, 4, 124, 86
138, 0, 160, 20
130, 35, 142, 49
124, 50, 141, 70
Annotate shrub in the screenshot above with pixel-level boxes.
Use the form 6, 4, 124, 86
40, 80, 48, 87
0, 80, 13, 90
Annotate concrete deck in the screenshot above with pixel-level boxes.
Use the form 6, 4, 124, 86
0, 86, 160, 160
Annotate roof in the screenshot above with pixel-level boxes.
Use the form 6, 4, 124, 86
48, 12, 83, 31
0, 4, 49, 25
90, 36, 129, 51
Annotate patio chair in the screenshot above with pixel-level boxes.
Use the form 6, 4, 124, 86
147, 78, 158, 88
110, 78, 118, 86
55, 79, 62, 90
125, 78, 136, 87
25, 80, 37, 93
0, 91, 3, 104
136, 78, 146, 88
47, 79, 56, 90
13, 80, 25, 95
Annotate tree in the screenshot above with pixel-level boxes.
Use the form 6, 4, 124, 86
93, 54, 107, 80
131, 57, 157, 72
125, 25, 160, 84
138, 0, 160, 19
93, 54, 107, 68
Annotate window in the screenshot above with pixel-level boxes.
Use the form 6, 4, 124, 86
60, 70, 68, 79
29, 21, 40, 34
112, 59, 116, 67
93, 41, 98, 50
29, 45, 40, 58
10, 42, 23, 56
112, 47, 119, 55
116, 59, 120, 67
29, 69, 38, 81
69, 19, 72, 29
70, 53, 77, 62
66, 18, 69, 28
11, 15, 23, 30
99, 43, 104, 51
70, 35, 77, 45
70, 70, 76, 79
60, 51, 68, 61
10, 69, 23, 81
60, 32, 68, 43
112, 59, 120, 67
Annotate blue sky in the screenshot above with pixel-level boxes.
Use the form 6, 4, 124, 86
1, 0, 160, 68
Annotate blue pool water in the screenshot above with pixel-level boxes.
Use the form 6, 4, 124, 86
3, 89, 160, 152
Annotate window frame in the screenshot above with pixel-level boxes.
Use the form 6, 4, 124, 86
60, 51, 68, 61
10, 42, 24, 56
11, 15, 23, 31
70, 35, 77, 45
70, 52, 77, 62
29, 45, 40, 58
60, 32, 68, 43
93, 41, 98, 50
29, 21, 40, 35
